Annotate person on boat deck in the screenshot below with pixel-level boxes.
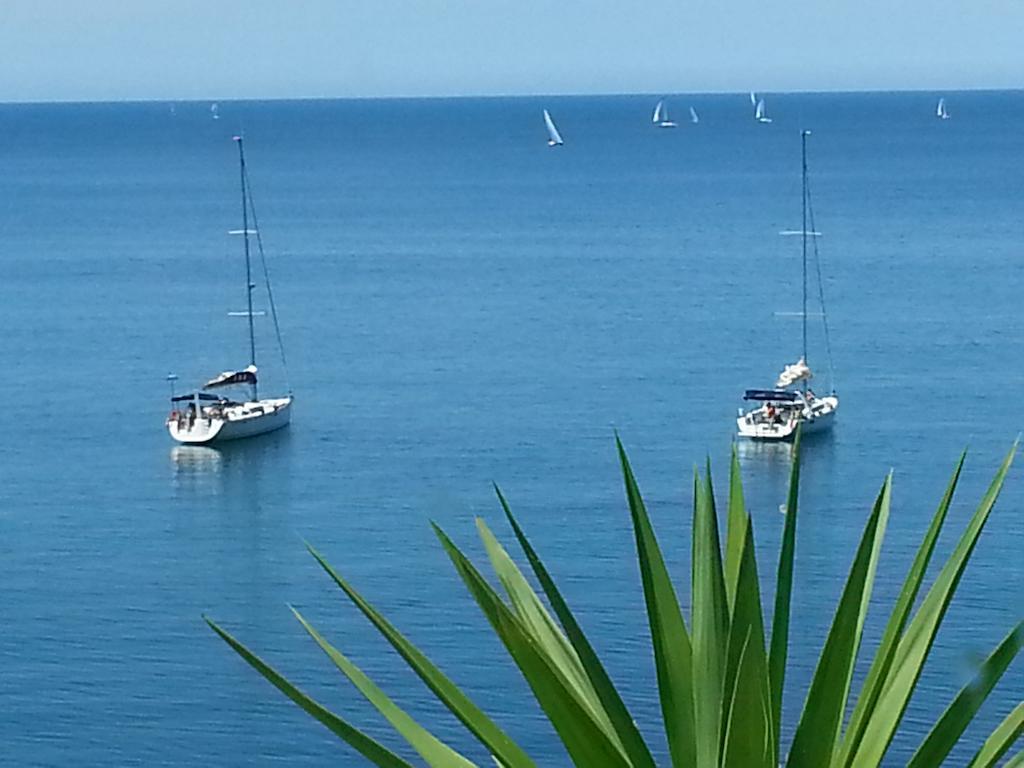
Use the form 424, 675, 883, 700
764, 403, 776, 422
807, 389, 816, 401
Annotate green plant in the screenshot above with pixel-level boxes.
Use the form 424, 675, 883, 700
207, 436, 1024, 766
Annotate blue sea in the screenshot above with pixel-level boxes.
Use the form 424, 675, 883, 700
1, 92, 1022, 766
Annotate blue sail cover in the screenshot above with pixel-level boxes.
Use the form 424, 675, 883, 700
744, 389, 799, 402
203, 365, 257, 389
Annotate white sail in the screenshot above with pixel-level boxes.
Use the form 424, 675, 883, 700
653, 100, 664, 124
755, 99, 765, 120
689, 106, 699, 124
936, 97, 949, 119
210, 102, 219, 120
543, 109, 564, 145
750, 91, 758, 107
775, 358, 813, 388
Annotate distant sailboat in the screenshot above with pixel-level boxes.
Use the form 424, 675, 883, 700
543, 109, 564, 146
936, 97, 950, 120
652, 99, 677, 128
211, 102, 220, 120
755, 97, 773, 124
689, 106, 700, 124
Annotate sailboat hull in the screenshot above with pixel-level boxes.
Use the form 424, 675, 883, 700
736, 395, 838, 441
168, 397, 292, 444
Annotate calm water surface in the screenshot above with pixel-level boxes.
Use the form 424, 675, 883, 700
1, 92, 1022, 765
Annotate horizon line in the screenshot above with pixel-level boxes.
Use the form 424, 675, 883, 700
2, 85, 1022, 108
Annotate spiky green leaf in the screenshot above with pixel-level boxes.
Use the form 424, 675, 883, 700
909, 621, 1024, 767
769, 429, 801, 755
306, 546, 536, 768
724, 443, 749, 612
434, 523, 631, 768
838, 451, 965, 766
850, 443, 1017, 765
291, 607, 477, 767
721, 519, 773, 767
788, 474, 892, 767
617, 436, 696, 767
205, 617, 414, 768
968, 702, 1024, 768
496, 487, 658, 768
692, 462, 730, 766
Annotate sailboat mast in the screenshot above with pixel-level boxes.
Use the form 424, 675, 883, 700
801, 130, 809, 383
235, 136, 258, 399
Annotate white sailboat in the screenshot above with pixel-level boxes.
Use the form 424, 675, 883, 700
755, 97, 773, 124
689, 106, 700, 124
652, 99, 677, 128
210, 102, 220, 120
543, 109, 564, 146
936, 97, 950, 120
737, 130, 839, 440
166, 136, 293, 444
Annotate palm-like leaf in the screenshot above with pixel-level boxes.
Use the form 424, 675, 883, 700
209, 438, 1022, 766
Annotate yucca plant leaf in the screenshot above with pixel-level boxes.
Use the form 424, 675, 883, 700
850, 443, 1017, 766
475, 518, 621, 748
970, 707, 1024, 768
306, 545, 536, 768
838, 451, 965, 766
787, 474, 892, 767
968, 703, 1024, 768
291, 607, 478, 767
616, 436, 697, 767
721, 519, 774, 767
434, 523, 632, 768
908, 621, 1024, 767
769, 429, 801, 755
205, 617, 415, 768
692, 462, 730, 766
724, 443, 749, 612
496, 487, 658, 768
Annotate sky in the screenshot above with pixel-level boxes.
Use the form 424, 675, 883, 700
0, 0, 1021, 102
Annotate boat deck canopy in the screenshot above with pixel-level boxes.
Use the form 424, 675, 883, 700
171, 392, 223, 403
744, 389, 799, 402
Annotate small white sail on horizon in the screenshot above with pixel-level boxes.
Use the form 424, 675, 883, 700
652, 98, 677, 128
210, 102, 220, 120
689, 106, 699, 124
936, 97, 950, 120
755, 98, 773, 123
543, 109, 564, 146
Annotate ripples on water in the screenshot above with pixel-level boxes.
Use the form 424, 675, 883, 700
0, 92, 1022, 764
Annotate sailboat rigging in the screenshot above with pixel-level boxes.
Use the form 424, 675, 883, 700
166, 136, 293, 444
737, 130, 839, 440
936, 97, 950, 120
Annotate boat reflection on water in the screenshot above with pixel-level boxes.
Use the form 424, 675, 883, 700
735, 438, 795, 467
170, 429, 293, 501
171, 445, 224, 472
